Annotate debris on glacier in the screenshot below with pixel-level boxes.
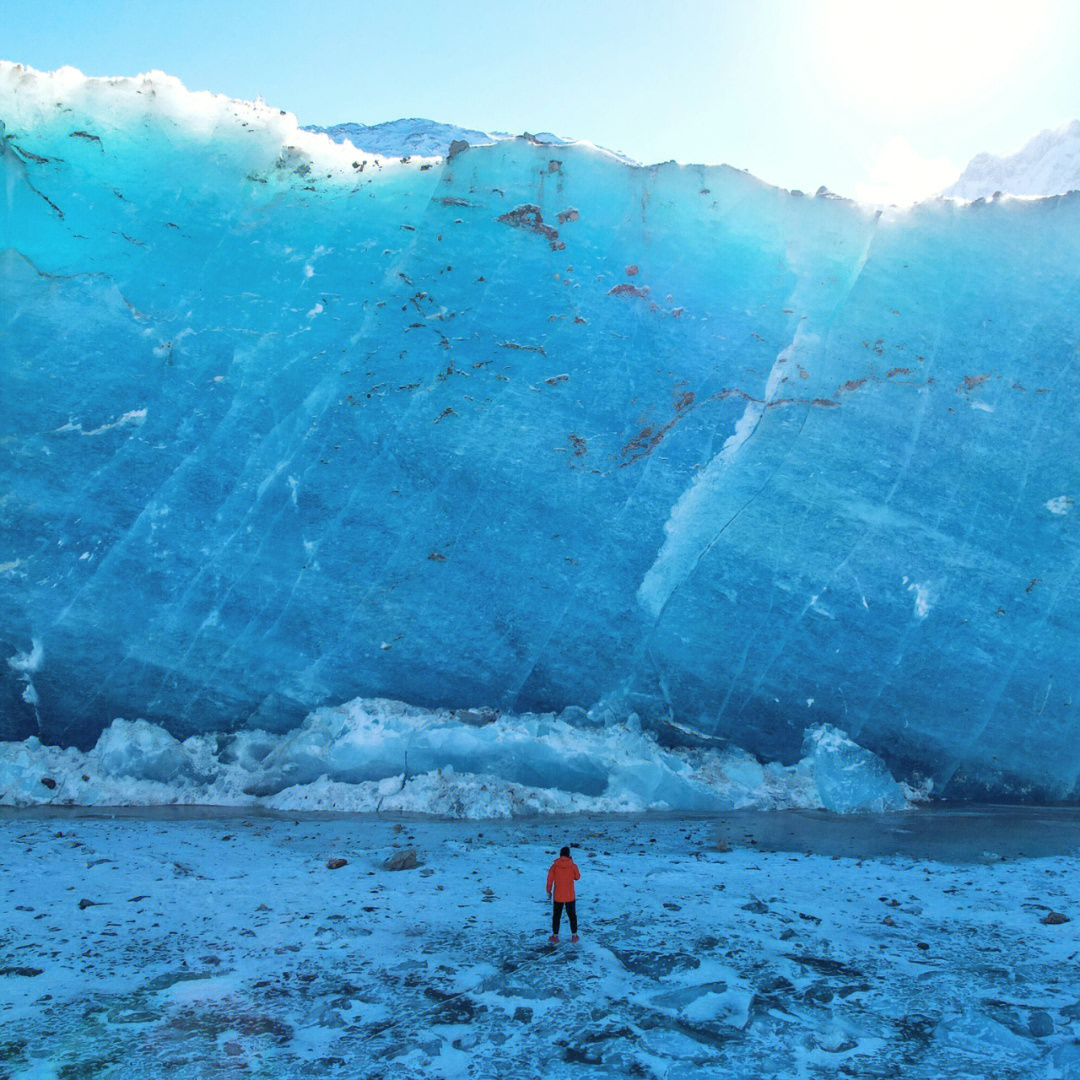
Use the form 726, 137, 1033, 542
2, 63, 1080, 800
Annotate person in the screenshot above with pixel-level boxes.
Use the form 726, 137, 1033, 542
545, 846, 581, 943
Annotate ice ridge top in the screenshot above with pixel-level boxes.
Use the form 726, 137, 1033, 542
2, 64, 1080, 800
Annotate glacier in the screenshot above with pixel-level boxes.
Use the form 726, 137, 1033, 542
2, 64, 1080, 802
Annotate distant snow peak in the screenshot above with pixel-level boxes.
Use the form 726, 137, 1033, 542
944, 119, 1080, 200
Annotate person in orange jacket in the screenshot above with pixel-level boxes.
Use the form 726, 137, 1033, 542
546, 846, 581, 943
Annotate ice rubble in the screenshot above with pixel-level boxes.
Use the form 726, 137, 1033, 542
0, 697, 915, 816
2, 64, 1080, 799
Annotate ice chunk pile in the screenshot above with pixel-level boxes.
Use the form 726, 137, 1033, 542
2, 64, 1079, 799
0, 696, 917, 816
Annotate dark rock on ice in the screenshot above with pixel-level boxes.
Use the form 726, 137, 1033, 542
1029, 1011, 1054, 1037
785, 954, 862, 977
383, 848, 420, 871
612, 949, 700, 979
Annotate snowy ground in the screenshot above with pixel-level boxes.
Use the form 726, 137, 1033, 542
3, 807, 1080, 1079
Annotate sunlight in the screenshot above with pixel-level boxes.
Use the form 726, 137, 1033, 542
815, 0, 1052, 119
854, 134, 960, 204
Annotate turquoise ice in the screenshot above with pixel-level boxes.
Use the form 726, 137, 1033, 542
2, 65, 1079, 798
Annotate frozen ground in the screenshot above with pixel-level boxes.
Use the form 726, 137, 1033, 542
3, 808, 1080, 1079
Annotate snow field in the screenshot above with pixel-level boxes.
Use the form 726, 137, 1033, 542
2, 809, 1079, 1079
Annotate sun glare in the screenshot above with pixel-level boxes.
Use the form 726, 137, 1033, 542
816, 0, 1051, 119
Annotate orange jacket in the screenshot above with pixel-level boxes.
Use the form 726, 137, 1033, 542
546, 856, 580, 902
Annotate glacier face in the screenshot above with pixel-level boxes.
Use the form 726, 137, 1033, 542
2, 64, 1079, 798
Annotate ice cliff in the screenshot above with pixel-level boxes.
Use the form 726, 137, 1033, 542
2, 64, 1079, 800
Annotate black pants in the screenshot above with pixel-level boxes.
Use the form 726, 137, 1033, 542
552, 900, 577, 935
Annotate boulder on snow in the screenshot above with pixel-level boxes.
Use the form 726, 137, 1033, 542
382, 848, 420, 871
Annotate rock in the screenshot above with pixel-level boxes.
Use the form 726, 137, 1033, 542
0, 966, 43, 977
916, 941, 930, 951
741, 899, 769, 914
513, 1006, 533, 1023
612, 950, 700, 979
779, 928, 796, 941
1042, 910, 1069, 925
882, 915, 896, 926
326, 858, 348, 870
78, 898, 98, 910
1029, 1010, 1054, 1037
447, 139, 469, 159
433, 995, 481, 1024
39, 777, 56, 790
383, 848, 420, 871
785, 954, 862, 977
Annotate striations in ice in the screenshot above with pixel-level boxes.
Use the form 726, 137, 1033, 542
2, 64, 1080, 800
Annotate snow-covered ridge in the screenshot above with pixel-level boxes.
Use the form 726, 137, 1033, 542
0, 697, 916, 816
944, 119, 1080, 200
304, 118, 499, 158
0, 61, 421, 176
304, 119, 574, 160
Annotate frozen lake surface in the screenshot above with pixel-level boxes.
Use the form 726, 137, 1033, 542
4, 806, 1080, 1078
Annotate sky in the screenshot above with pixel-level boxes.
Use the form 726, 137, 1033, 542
3, 0, 1080, 203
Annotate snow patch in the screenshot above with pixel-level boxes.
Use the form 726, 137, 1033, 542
944, 119, 1080, 200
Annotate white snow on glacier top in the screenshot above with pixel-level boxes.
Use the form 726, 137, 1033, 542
311, 111, 1080, 203
944, 119, 1080, 199
304, 117, 642, 165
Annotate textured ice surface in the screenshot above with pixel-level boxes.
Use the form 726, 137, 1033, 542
4, 809, 1080, 1079
2, 64, 1080, 799
0, 697, 916, 816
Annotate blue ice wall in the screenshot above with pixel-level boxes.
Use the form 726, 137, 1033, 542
2, 67, 1079, 797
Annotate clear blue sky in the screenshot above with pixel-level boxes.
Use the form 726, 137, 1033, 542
4, 0, 1079, 201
